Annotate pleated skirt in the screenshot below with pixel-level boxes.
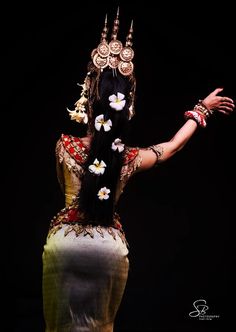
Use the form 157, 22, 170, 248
42, 225, 129, 332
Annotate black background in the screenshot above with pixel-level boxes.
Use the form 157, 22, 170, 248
5, 1, 235, 331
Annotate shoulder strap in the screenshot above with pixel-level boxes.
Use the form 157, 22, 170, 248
61, 134, 88, 164
123, 147, 139, 165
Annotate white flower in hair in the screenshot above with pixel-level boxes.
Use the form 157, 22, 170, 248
67, 107, 88, 124
109, 92, 126, 111
111, 138, 125, 153
95, 114, 112, 131
97, 187, 111, 200
88, 159, 107, 175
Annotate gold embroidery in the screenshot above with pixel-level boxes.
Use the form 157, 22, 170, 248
64, 225, 74, 236
48, 223, 127, 243
96, 225, 105, 237
83, 225, 94, 238
73, 224, 85, 237
148, 144, 164, 166
108, 227, 117, 240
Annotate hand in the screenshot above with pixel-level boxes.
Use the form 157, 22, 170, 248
202, 88, 235, 115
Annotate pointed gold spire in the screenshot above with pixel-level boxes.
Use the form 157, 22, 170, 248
111, 7, 120, 40
93, 14, 110, 66
100, 14, 108, 42
119, 18, 134, 75
126, 20, 133, 47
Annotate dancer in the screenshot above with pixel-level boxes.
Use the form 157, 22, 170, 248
42, 9, 234, 332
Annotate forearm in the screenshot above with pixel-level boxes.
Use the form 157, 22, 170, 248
139, 119, 197, 170
152, 119, 198, 162
168, 118, 198, 152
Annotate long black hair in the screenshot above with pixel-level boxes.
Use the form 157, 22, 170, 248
78, 67, 135, 225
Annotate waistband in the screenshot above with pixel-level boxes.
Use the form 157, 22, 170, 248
48, 205, 127, 244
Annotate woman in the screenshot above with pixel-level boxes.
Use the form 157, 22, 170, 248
42, 13, 235, 332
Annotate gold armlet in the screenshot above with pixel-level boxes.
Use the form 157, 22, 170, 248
148, 145, 164, 166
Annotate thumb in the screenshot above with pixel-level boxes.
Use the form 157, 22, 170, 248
213, 87, 224, 95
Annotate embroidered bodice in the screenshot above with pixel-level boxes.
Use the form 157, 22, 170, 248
48, 134, 142, 238
56, 133, 142, 205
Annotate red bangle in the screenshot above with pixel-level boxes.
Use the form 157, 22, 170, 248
184, 110, 207, 128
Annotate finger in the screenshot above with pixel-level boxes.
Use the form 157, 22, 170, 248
219, 106, 234, 112
213, 87, 224, 95
221, 96, 234, 103
221, 102, 235, 109
218, 109, 231, 115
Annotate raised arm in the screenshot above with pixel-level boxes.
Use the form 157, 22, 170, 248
139, 88, 235, 171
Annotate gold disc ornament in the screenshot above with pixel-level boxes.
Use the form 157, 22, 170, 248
109, 40, 123, 55
118, 61, 134, 76
93, 53, 109, 69
120, 46, 134, 62
97, 42, 110, 57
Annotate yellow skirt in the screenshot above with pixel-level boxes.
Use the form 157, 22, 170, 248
42, 225, 129, 332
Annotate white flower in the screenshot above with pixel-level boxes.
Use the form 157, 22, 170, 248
111, 138, 125, 152
97, 187, 111, 200
109, 92, 126, 111
67, 107, 88, 124
88, 159, 107, 175
95, 114, 112, 131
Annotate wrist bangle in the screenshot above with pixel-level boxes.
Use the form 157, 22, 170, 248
184, 110, 207, 128
197, 100, 214, 118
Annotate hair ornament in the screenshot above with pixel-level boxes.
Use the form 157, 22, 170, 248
111, 138, 125, 152
67, 107, 88, 124
95, 114, 112, 131
67, 74, 91, 124
109, 92, 126, 111
88, 159, 107, 175
97, 187, 111, 200
92, 7, 134, 76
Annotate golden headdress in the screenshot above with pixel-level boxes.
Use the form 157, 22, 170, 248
67, 8, 136, 126
91, 8, 134, 76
